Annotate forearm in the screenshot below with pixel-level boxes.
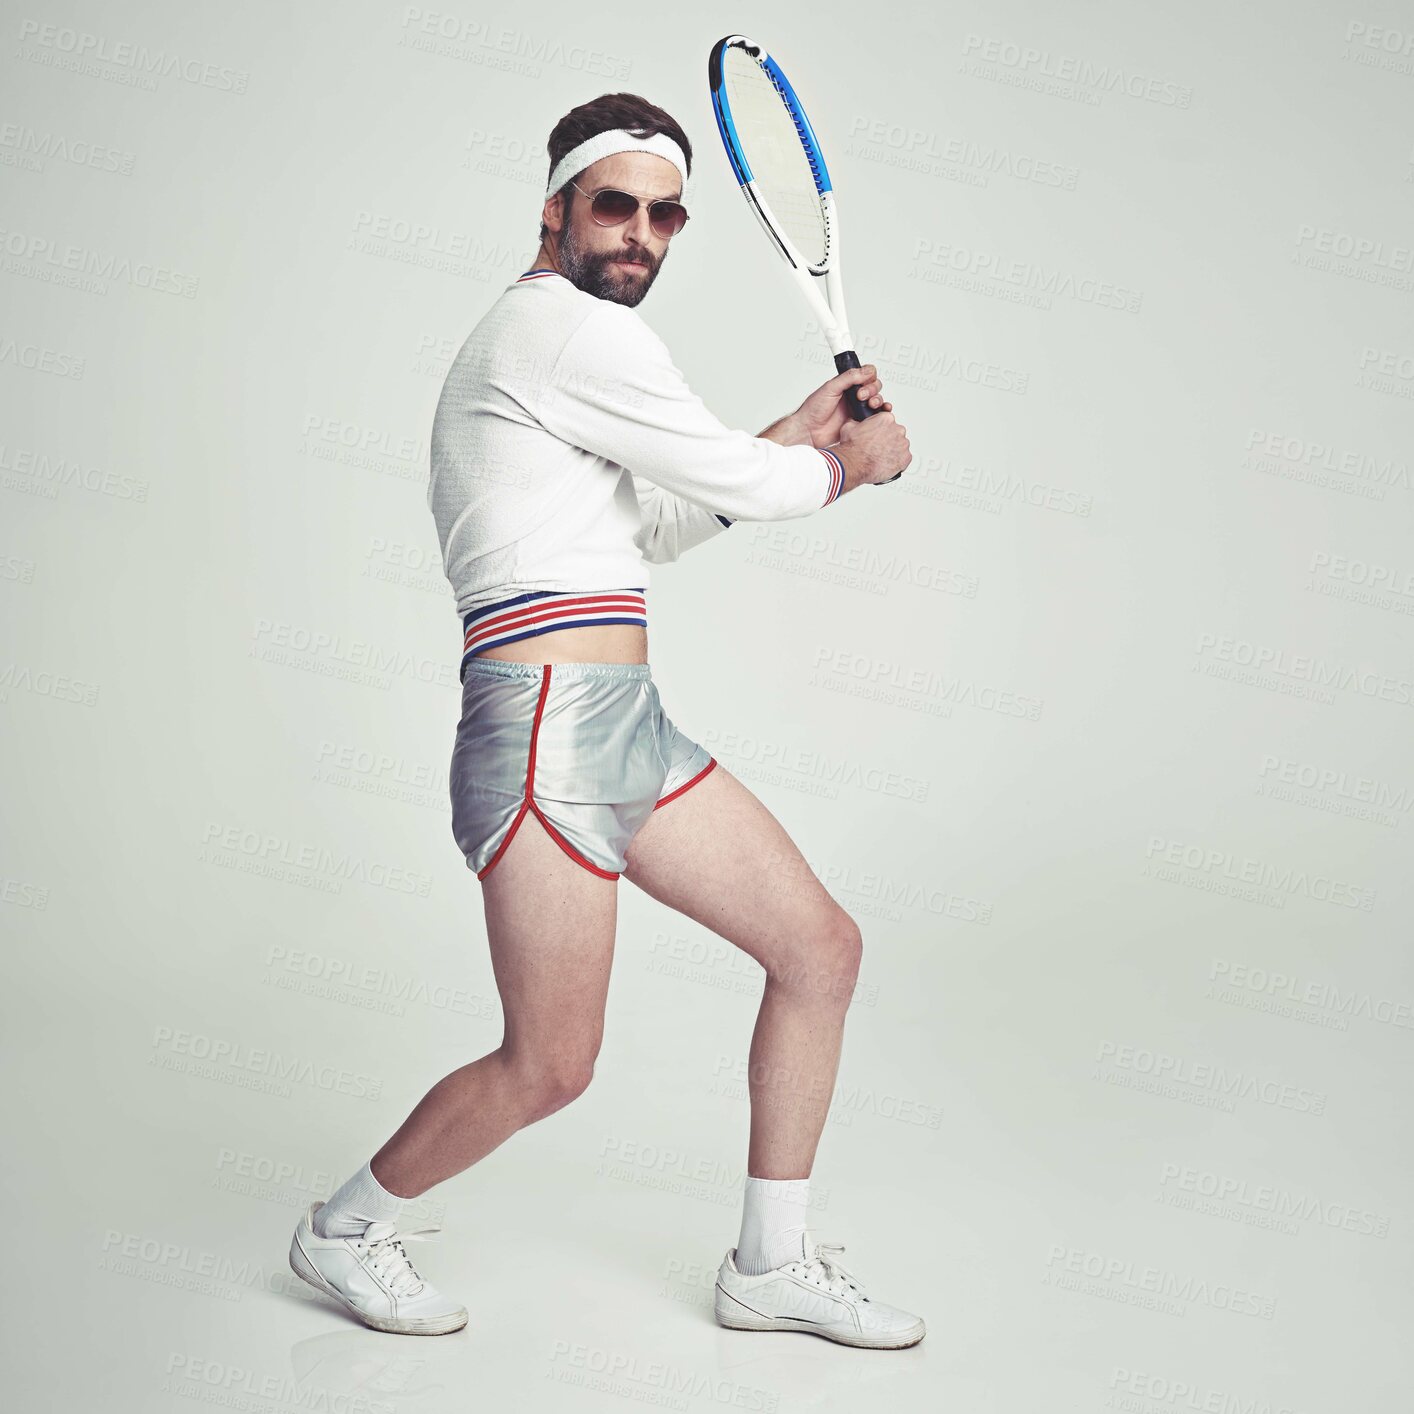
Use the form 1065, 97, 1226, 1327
635, 477, 734, 561
757, 412, 812, 447
760, 414, 871, 494
828, 441, 871, 496
756, 409, 878, 496
754, 413, 868, 503
542, 304, 839, 519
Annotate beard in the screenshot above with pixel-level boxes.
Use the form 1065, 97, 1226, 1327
557, 200, 662, 306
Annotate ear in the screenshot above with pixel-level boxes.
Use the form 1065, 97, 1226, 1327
542, 190, 566, 235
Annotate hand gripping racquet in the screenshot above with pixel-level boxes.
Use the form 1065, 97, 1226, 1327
708, 34, 902, 483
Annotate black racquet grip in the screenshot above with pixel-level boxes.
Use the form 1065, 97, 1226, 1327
834, 350, 902, 483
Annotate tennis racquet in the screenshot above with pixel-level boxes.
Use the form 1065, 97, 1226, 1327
708, 34, 902, 483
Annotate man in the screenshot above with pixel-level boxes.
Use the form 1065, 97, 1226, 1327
288, 92, 918, 1348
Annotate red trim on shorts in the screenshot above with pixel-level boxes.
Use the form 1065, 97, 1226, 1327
653, 756, 717, 810
476, 664, 623, 882
526, 799, 619, 879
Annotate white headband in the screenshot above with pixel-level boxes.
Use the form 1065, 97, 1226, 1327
545, 128, 690, 201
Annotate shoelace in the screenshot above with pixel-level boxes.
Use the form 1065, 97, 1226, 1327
794, 1241, 869, 1301
356, 1220, 442, 1298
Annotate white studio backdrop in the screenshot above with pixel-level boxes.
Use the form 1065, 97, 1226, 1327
3, 1, 1411, 1410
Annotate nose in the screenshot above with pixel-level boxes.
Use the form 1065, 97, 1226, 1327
623, 201, 656, 246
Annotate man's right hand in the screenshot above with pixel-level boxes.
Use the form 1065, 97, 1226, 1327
834, 410, 912, 492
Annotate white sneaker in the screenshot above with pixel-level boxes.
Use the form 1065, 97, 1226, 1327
714, 1235, 925, 1349
288, 1200, 468, 1335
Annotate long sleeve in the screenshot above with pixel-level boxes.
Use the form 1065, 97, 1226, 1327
632, 476, 734, 564
535, 301, 846, 522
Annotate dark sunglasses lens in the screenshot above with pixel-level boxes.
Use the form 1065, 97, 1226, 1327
649, 202, 687, 237
592, 189, 639, 224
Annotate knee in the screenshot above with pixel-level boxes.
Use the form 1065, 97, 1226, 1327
772, 910, 862, 1003
828, 912, 864, 988
515, 1053, 598, 1121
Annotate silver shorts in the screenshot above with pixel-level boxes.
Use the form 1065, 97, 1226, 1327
449, 658, 716, 880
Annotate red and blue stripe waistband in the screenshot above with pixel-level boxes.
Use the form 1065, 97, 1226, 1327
462, 588, 647, 670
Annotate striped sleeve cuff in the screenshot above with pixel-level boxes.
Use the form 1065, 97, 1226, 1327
715, 513, 733, 528
817, 447, 846, 506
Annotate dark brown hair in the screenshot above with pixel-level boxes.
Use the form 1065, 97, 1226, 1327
540, 93, 692, 240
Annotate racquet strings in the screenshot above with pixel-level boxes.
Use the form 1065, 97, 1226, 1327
721, 48, 828, 268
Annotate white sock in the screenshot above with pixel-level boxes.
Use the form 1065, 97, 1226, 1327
735, 1175, 811, 1275
313, 1159, 407, 1238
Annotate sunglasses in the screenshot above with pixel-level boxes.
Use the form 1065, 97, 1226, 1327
569, 179, 690, 239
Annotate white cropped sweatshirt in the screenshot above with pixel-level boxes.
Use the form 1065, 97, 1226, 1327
428, 267, 846, 641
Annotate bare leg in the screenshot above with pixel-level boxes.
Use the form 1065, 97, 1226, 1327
621, 763, 862, 1178
369, 809, 618, 1198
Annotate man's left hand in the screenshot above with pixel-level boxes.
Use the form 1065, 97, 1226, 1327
790, 365, 891, 448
